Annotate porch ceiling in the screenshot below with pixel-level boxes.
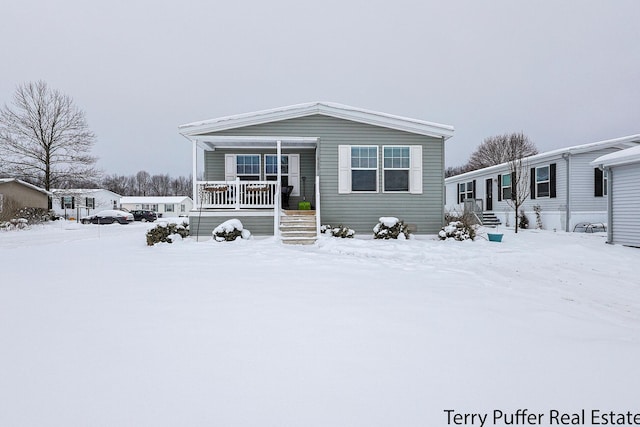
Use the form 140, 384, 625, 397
192, 135, 318, 151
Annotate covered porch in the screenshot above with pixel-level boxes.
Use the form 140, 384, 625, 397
186, 135, 320, 240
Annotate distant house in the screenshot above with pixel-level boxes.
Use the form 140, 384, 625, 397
51, 189, 122, 219
0, 178, 51, 217
592, 145, 640, 247
178, 102, 455, 241
445, 135, 640, 231
120, 196, 193, 216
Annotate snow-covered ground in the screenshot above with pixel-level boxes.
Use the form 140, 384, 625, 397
1, 220, 639, 426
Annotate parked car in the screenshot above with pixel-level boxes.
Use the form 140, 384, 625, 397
130, 210, 158, 222
81, 210, 134, 224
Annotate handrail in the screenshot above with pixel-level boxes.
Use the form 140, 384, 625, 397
196, 179, 278, 209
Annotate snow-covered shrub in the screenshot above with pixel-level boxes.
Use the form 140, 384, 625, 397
533, 204, 543, 229
373, 217, 411, 240
213, 219, 251, 242
438, 221, 476, 241
321, 224, 355, 238
0, 218, 29, 231
146, 221, 190, 246
519, 210, 529, 229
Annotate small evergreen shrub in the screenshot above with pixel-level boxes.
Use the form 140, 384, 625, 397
373, 217, 411, 240
146, 221, 190, 246
438, 221, 476, 241
213, 219, 251, 242
518, 210, 529, 229
321, 224, 355, 238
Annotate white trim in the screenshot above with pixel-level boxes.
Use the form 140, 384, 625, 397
381, 145, 410, 193
179, 102, 454, 140
188, 210, 275, 217
534, 165, 551, 198
349, 145, 379, 193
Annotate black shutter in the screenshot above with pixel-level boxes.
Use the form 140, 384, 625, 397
457, 183, 461, 203
472, 180, 476, 199
594, 168, 603, 197
550, 163, 557, 198
71, 196, 75, 209
510, 172, 516, 200
497, 175, 502, 201
530, 168, 536, 199
61, 197, 64, 209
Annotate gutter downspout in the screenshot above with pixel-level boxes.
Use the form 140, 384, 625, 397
562, 152, 571, 232
606, 166, 613, 244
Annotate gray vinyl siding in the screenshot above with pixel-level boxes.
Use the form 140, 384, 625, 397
568, 148, 616, 212
202, 115, 445, 234
610, 163, 640, 247
190, 215, 274, 237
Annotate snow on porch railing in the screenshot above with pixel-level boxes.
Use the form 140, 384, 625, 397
197, 179, 278, 209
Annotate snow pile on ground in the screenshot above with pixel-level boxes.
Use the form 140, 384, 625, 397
212, 218, 251, 242
1, 220, 639, 426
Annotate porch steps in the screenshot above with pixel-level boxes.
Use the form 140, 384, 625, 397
481, 212, 501, 227
280, 210, 318, 245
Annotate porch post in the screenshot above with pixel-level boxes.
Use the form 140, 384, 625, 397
235, 177, 240, 210
274, 140, 282, 238
192, 139, 198, 208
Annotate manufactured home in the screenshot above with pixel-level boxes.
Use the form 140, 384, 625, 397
120, 196, 193, 216
592, 145, 640, 247
445, 135, 640, 231
0, 178, 50, 217
179, 102, 454, 242
51, 189, 122, 220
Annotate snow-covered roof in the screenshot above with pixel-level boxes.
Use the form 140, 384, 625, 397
0, 178, 51, 195
591, 144, 640, 167
178, 101, 455, 140
120, 196, 193, 204
51, 188, 122, 198
445, 134, 640, 182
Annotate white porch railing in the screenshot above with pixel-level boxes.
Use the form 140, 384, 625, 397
196, 179, 278, 209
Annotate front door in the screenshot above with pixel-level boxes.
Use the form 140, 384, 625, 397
485, 178, 493, 211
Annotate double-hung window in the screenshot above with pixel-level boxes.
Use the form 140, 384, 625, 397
62, 196, 74, 209
165, 204, 174, 212
383, 146, 410, 192
501, 174, 512, 200
458, 181, 474, 202
265, 154, 289, 186
535, 166, 550, 197
236, 155, 261, 181
85, 197, 95, 209
351, 146, 378, 192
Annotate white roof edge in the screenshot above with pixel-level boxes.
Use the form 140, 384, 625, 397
50, 188, 123, 197
445, 134, 640, 182
591, 144, 640, 167
0, 178, 51, 195
178, 102, 454, 140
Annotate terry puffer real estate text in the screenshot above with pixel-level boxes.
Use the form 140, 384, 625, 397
444, 409, 640, 426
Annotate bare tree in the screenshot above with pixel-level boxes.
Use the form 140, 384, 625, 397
170, 175, 192, 196
0, 81, 98, 192
102, 173, 132, 195
149, 173, 171, 196
135, 170, 151, 196
503, 133, 532, 233
467, 132, 537, 171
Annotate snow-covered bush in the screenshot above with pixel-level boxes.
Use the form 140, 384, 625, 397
438, 221, 476, 241
533, 204, 543, 229
213, 219, 251, 242
373, 217, 411, 240
321, 224, 355, 238
518, 210, 529, 229
0, 218, 29, 231
146, 221, 190, 246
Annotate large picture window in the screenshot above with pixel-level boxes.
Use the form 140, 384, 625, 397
236, 155, 260, 180
536, 166, 550, 197
351, 146, 378, 192
383, 146, 410, 192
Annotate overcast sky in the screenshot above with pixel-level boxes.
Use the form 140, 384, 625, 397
2, 0, 639, 177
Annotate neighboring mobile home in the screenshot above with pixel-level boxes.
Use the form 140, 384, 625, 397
444, 135, 640, 231
592, 145, 640, 247
120, 196, 193, 217
51, 189, 122, 220
0, 178, 50, 217
179, 102, 454, 241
